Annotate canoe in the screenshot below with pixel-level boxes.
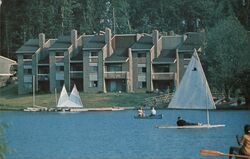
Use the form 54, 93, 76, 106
155, 124, 225, 129
134, 114, 163, 119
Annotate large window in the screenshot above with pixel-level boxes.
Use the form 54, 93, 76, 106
24, 68, 32, 75
107, 64, 122, 72
154, 65, 170, 73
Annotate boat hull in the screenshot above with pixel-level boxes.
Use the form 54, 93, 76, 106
155, 124, 225, 129
134, 114, 163, 119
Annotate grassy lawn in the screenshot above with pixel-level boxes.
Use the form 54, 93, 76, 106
0, 83, 161, 110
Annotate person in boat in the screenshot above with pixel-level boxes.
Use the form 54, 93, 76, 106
137, 107, 144, 117
229, 124, 250, 159
176, 116, 201, 126
150, 106, 157, 116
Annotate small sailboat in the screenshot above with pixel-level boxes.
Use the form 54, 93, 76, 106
56, 84, 83, 110
156, 50, 225, 129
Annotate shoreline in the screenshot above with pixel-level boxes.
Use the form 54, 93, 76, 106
1, 105, 250, 112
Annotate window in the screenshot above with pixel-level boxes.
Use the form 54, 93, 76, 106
70, 63, 83, 71
154, 65, 169, 73
55, 52, 64, 56
137, 53, 146, 58
89, 66, 98, 73
90, 81, 98, 87
90, 52, 98, 57
138, 81, 146, 88
138, 67, 146, 73
89, 52, 98, 63
24, 69, 32, 75
56, 66, 64, 72
38, 66, 49, 74
107, 64, 122, 72
23, 54, 32, 60
184, 53, 192, 59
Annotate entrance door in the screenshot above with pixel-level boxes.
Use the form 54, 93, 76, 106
110, 80, 117, 92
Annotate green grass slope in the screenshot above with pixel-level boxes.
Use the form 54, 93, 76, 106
0, 83, 160, 110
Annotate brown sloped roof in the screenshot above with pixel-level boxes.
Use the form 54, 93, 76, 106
83, 35, 105, 49
131, 35, 153, 50
16, 39, 39, 53
178, 32, 204, 52
105, 48, 128, 63
49, 36, 71, 50
153, 49, 176, 64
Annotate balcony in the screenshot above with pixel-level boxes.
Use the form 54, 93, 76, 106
104, 71, 128, 79
152, 72, 176, 80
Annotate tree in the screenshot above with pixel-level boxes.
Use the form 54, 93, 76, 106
111, 0, 132, 33
236, 69, 250, 105
206, 16, 250, 101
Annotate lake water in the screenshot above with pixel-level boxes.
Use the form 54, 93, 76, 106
1, 110, 250, 159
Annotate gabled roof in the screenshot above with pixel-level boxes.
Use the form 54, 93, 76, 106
82, 35, 105, 49
178, 32, 204, 52
153, 49, 176, 64
105, 48, 128, 63
16, 39, 39, 53
49, 36, 71, 50
131, 35, 153, 50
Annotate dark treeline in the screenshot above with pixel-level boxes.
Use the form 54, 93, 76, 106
0, 0, 249, 59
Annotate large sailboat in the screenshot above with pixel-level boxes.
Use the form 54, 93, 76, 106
156, 50, 225, 129
56, 84, 83, 109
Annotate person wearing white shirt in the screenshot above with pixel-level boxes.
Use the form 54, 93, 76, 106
150, 107, 156, 116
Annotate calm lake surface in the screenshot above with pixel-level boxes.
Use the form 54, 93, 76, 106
1, 110, 250, 159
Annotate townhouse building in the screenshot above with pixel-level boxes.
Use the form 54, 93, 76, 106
16, 28, 204, 94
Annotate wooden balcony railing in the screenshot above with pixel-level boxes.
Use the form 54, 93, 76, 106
104, 71, 128, 79
152, 72, 175, 80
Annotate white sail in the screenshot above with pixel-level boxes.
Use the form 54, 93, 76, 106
56, 85, 69, 108
168, 50, 215, 110
69, 84, 83, 108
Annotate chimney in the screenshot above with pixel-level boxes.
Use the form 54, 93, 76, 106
153, 30, 159, 57
39, 33, 45, 49
105, 28, 112, 56
136, 33, 141, 41
71, 29, 77, 50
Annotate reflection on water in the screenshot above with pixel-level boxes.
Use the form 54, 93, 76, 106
1, 110, 249, 159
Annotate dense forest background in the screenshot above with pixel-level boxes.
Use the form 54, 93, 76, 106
0, 0, 249, 58
0, 0, 249, 103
